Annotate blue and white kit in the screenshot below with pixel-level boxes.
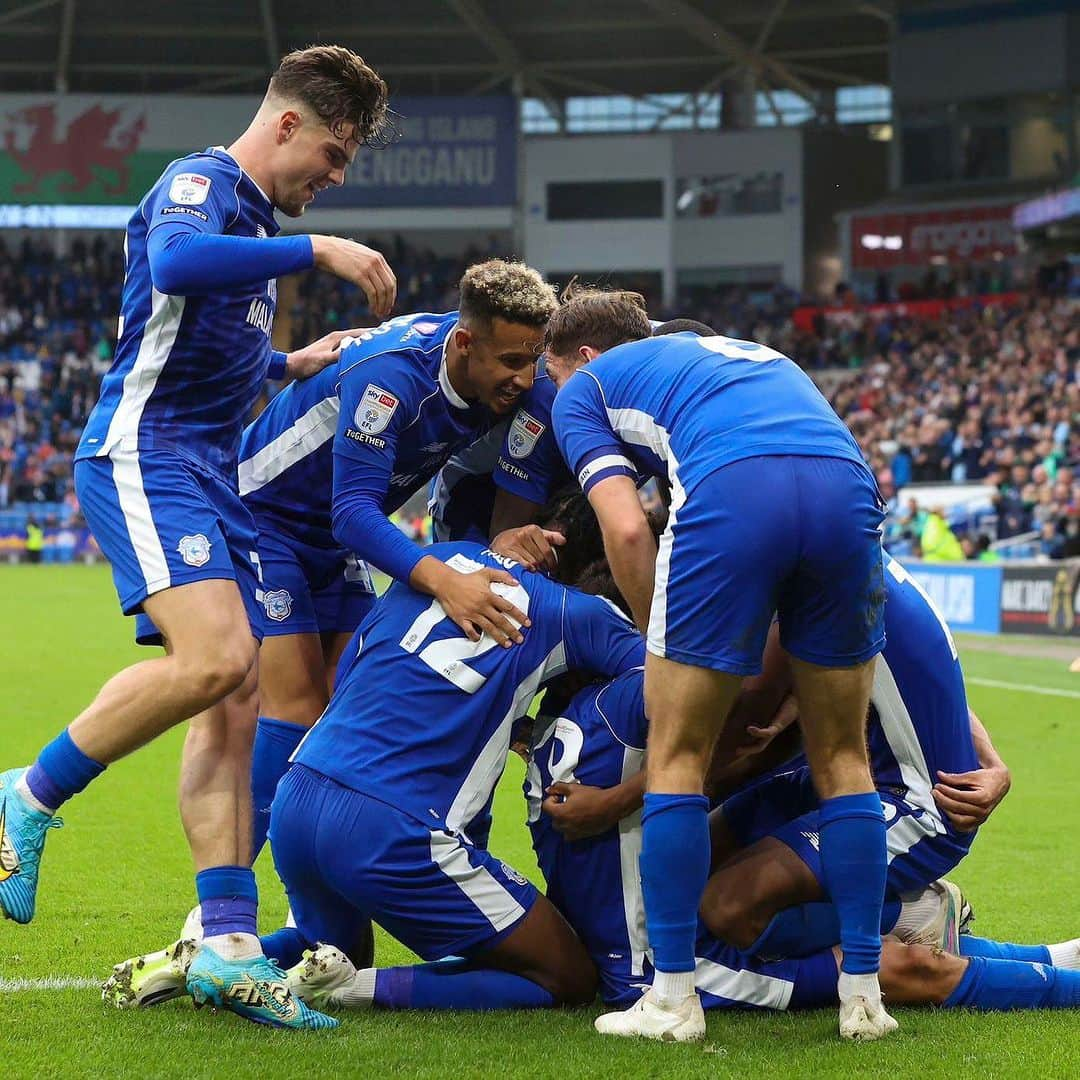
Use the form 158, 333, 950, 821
269, 541, 644, 961
527, 669, 831, 1010
722, 556, 979, 895
237, 312, 499, 633
73, 147, 309, 640
552, 332, 886, 675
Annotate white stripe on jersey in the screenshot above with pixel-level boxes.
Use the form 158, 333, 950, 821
647, 467, 685, 657
694, 955, 794, 1010
445, 640, 568, 838
237, 395, 340, 498
100, 288, 185, 456
429, 830, 525, 932
109, 452, 170, 591
616, 747, 649, 978
871, 655, 945, 825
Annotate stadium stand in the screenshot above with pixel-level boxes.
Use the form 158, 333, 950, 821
0, 234, 1075, 564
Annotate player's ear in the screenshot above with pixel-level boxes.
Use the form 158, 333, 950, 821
578, 345, 601, 364
277, 109, 303, 145
454, 326, 473, 352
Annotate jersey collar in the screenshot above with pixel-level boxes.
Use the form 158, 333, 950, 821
211, 146, 273, 208
438, 324, 471, 410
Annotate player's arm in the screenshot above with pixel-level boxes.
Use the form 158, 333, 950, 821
142, 162, 394, 314
586, 475, 657, 633
332, 362, 527, 645
932, 708, 1011, 833
552, 377, 655, 631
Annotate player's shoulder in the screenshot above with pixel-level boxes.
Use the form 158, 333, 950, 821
148, 148, 241, 204
338, 312, 457, 392
591, 667, 647, 750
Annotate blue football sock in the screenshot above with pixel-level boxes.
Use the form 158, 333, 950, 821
251, 717, 308, 860
196, 866, 258, 938
819, 792, 887, 975
25, 729, 105, 811
945, 956, 1080, 1010
260, 927, 310, 970
751, 899, 902, 959
640, 793, 711, 974
375, 960, 555, 1010
959, 936, 1052, 964
788, 949, 842, 1009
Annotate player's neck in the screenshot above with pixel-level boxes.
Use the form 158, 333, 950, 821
443, 338, 476, 403
225, 131, 275, 208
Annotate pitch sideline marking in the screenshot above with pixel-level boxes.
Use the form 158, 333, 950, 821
0, 976, 99, 992
967, 676, 1080, 701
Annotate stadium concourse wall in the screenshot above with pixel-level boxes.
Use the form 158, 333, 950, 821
900, 559, 1080, 638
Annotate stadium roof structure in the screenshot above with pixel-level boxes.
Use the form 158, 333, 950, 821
0, 0, 892, 112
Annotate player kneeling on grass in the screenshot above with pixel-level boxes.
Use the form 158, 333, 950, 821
105, 493, 642, 1012
285, 562, 1080, 1021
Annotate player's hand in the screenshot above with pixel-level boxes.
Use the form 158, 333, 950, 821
490, 525, 566, 574
542, 782, 621, 841
437, 567, 531, 646
310, 235, 396, 318
285, 327, 374, 380
932, 765, 1011, 833
730, 694, 799, 763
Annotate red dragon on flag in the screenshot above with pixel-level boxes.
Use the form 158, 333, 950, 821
2, 103, 147, 196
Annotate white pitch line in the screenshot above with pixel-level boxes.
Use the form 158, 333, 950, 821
967, 676, 1080, 701
0, 976, 98, 993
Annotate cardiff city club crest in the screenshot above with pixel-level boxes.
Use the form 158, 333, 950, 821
508, 410, 545, 459
263, 589, 293, 622
355, 384, 400, 435
177, 533, 212, 568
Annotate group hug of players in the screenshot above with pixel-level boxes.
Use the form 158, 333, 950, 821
1, 45, 1078, 1042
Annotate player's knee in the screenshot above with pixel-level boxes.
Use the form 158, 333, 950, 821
183, 638, 258, 703
700, 883, 758, 951
544, 956, 599, 1006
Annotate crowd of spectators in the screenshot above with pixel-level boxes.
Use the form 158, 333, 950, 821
0, 233, 1076, 561
0, 236, 121, 512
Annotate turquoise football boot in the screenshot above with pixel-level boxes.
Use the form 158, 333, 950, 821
0, 768, 62, 925
186, 945, 339, 1030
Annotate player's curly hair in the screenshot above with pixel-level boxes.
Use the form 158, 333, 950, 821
269, 45, 396, 148
537, 485, 606, 587
544, 278, 652, 359
458, 260, 557, 334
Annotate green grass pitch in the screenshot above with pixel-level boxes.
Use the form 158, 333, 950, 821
1, 564, 1078, 1078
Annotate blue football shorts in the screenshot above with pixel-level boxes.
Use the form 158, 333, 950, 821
75, 448, 263, 645
647, 454, 886, 676
254, 523, 376, 638
721, 765, 974, 896
269, 765, 539, 961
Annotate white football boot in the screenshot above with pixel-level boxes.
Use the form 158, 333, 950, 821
594, 988, 706, 1042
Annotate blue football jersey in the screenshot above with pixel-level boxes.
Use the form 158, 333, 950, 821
526, 668, 650, 1004
552, 332, 867, 497
77, 149, 280, 479
429, 373, 569, 543
239, 312, 494, 553
869, 558, 978, 798
293, 542, 645, 842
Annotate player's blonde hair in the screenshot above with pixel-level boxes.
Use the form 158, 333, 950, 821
544, 279, 651, 358
458, 260, 558, 332
268, 45, 394, 148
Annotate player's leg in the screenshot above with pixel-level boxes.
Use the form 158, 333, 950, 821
777, 454, 892, 1039
880, 940, 1080, 1010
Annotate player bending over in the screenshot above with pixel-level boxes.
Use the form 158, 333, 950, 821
545, 291, 893, 1040
0, 46, 398, 1030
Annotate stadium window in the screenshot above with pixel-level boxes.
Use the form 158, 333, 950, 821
755, 90, 814, 127
546, 180, 663, 220
521, 93, 724, 134
675, 172, 783, 217
521, 97, 560, 134
836, 85, 892, 125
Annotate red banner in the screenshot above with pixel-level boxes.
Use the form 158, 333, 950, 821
850, 203, 1018, 269
791, 291, 1024, 334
